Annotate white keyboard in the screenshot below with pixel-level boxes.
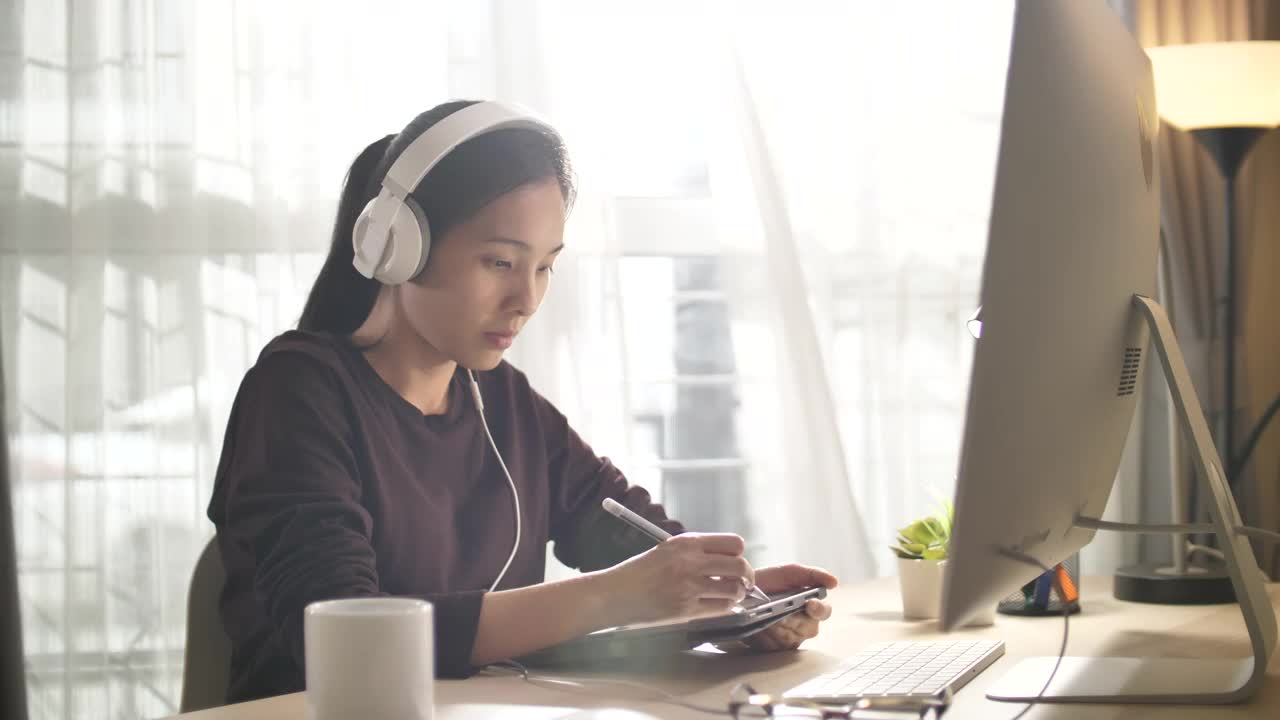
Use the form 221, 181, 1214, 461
783, 639, 1005, 703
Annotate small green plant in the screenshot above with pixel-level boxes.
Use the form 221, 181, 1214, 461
891, 500, 953, 561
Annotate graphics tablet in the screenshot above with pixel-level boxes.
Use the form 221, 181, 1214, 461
518, 586, 827, 668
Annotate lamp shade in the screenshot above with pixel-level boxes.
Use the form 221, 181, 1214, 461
1146, 41, 1280, 131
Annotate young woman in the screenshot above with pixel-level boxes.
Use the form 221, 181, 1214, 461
207, 100, 837, 704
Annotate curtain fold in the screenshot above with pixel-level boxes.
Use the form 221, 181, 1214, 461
722, 47, 876, 580
720, 1, 1015, 577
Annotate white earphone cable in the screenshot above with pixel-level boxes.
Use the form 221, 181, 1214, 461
486, 660, 728, 716
468, 370, 522, 593
996, 549, 1070, 720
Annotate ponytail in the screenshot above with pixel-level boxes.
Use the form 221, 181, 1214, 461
297, 134, 394, 334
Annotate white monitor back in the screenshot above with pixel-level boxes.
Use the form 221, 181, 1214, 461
941, 0, 1160, 630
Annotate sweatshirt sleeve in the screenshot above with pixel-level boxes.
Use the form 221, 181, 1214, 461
532, 387, 686, 572
213, 352, 485, 679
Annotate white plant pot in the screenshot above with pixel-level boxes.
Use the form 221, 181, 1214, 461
896, 557, 994, 626
898, 557, 946, 619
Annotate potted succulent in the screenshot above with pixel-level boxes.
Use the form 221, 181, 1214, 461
891, 501, 994, 624
891, 502, 953, 620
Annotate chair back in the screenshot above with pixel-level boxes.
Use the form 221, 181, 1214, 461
180, 537, 231, 712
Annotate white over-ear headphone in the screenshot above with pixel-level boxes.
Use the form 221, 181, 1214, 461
351, 101, 559, 285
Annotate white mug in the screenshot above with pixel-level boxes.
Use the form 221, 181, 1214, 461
305, 597, 434, 720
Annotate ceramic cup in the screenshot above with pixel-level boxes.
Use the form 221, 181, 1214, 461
305, 597, 434, 720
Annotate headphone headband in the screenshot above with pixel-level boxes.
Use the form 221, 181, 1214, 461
353, 101, 560, 283
383, 102, 552, 197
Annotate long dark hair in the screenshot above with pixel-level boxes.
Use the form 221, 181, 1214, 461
298, 100, 576, 334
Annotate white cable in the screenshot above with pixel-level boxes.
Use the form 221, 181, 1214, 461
487, 661, 728, 716
996, 549, 1071, 720
469, 369, 522, 593
1186, 542, 1225, 562
1075, 516, 1280, 545
1237, 526, 1280, 544
1073, 517, 1217, 534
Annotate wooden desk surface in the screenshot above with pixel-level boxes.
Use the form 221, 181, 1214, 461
166, 576, 1280, 719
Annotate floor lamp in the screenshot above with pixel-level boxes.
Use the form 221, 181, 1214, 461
1119, 41, 1280, 604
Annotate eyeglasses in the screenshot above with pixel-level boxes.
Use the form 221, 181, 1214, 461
727, 683, 950, 719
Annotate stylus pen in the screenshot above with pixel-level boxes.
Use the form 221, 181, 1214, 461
601, 497, 771, 603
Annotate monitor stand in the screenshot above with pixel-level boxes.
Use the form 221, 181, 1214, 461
986, 294, 1278, 704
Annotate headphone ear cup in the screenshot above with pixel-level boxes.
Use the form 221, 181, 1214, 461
369, 198, 430, 285
401, 196, 432, 280
351, 198, 382, 279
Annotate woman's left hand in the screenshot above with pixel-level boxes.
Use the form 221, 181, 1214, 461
740, 564, 838, 652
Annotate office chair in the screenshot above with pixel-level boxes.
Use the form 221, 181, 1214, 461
180, 537, 232, 712
1, 348, 28, 720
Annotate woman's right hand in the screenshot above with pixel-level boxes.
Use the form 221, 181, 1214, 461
594, 532, 756, 626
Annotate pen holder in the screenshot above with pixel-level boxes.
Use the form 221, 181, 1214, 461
997, 553, 1081, 616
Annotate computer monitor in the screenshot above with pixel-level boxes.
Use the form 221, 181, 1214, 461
941, 0, 1276, 705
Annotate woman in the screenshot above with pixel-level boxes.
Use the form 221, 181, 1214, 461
207, 100, 837, 704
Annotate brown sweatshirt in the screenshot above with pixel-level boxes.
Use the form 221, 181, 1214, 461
207, 331, 683, 703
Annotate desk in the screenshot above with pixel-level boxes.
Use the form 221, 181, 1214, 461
166, 576, 1280, 719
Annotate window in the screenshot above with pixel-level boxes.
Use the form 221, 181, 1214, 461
618, 256, 756, 545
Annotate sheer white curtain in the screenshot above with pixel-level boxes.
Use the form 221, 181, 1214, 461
3, 1, 1022, 717
720, 2, 1016, 578
3, 2, 457, 716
